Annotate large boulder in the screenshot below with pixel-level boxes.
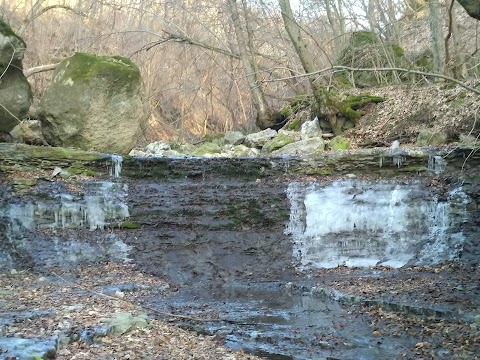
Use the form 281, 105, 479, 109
0, 18, 26, 70
272, 137, 325, 156
244, 128, 277, 148
0, 19, 32, 133
39, 52, 145, 154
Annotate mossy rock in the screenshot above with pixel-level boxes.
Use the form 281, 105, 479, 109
271, 96, 311, 129
58, 52, 141, 94
329, 136, 350, 150
263, 133, 296, 152
192, 142, 222, 156
39, 52, 145, 155
416, 129, 448, 146
67, 164, 96, 176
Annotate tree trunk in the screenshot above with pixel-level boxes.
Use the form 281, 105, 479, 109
428, 0, 446, 74
226, 0, 271, 129
278, 0, 340, 134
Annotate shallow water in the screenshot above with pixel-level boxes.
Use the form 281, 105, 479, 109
147, 281, 412, 359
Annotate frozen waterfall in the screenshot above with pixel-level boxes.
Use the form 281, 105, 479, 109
286, 180, 468, 269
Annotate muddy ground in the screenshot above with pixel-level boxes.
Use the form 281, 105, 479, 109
0, 262, 478, 360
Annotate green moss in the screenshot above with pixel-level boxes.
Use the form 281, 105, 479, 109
450, 91, 467, 107
121, 220, 141, 229
286, 118, 301, 131
391, 44, 404, 58
13, 177, 37, 186
443, 81, 458, 90
333, 72, 354, 89
201, 133, 225, 146
227, 199, 268, 230
192, 142, 222, 156
340, 94, 384, 120
329, 136, 350, 150
263, 134, 296, 152
289, 95, 310, 112
398, 165, 428, 173
67, 164, 96, 176
414, 51, 433, 72
21, 144, 105, 161
57, 52, 141, 94
349, 31, 378, 45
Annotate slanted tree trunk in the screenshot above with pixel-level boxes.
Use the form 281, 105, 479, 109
278, 0, 342, 134
226, 0, 272, 129
428, 0, 446, 74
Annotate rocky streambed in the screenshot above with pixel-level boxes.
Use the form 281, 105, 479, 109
0, 143, 479, 359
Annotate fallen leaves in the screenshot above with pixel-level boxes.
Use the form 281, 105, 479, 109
0, 263, 260, 360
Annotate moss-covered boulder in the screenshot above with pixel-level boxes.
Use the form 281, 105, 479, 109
192, 142, 222, 156
0, 19, 32, 133
329, 136, 350, 150
263, 133, 296, 152
39, 52, 145, 154
272, 137, 325, 156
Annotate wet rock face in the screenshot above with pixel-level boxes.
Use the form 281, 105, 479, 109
1, 145, 480, 281
124, 179, 293, 284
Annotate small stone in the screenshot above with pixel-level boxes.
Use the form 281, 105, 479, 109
12, 178, 37, 186
372, 330, 381, 337
115, 290, 125, 299
52, 167, 63, 177
10, 269, 18, 275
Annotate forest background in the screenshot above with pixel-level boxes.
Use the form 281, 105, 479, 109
2, 0, 479, 144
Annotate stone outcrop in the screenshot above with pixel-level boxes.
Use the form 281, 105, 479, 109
39, 52, 145, 154
0, 18, 32, 133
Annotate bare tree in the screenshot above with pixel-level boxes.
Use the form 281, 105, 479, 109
428, 0, 446, 74
279, 0, 343, 134
227, 0, 272, 129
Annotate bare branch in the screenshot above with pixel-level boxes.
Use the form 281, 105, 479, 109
261, 65, 480, 96
23, 63, 59, 78
18, 4, 86, 35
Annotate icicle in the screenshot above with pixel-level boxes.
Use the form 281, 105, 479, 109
428, 155, 444, 174
109, 155, 123, 178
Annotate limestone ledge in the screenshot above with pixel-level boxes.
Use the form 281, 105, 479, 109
1, 143, 480, 180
